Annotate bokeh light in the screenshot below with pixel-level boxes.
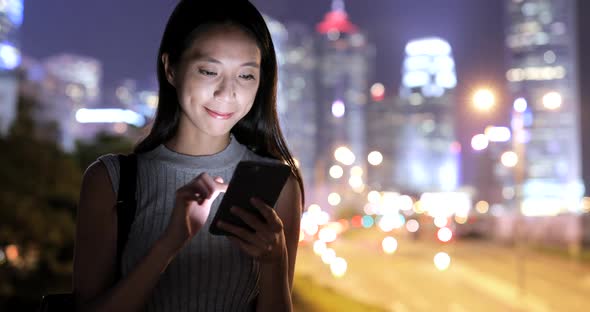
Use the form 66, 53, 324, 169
501, 151, 518, 167
437, 227, 453, 242
472, 88, 495, 111
475, 200, 490, 214
471, 134, 489, 151
434, 252, 451, 271
330, 257, 348, 277
321, 248, 337, 264
328, 192, 342, 206
313, 240, 327, 256
542, 91, 561, 110
362, 215, 375, 228
434, 216, 448, 228
367, 151, 384, 166
382, 236, 398, 254
367, 191, 381, 204
406, 219, 420, 233
332, 100, 346, 117
329, 165, 344, 179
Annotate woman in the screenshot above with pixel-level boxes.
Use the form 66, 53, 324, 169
72, 1, 304, 311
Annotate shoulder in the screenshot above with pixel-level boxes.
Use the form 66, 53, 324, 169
80, 159, 116, 206
274, 174, 303, 231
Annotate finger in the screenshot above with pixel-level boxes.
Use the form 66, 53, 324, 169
230, 207, 273, 244
191, 178, 213, 200
227, 236, 266, 258
250, 197, 283, 232
230, 206, 265, 232
199, 174, 216, 196
217, 221, 268, 250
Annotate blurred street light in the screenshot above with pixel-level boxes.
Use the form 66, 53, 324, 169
513, 97, 527, 113
434, 252, 451, 271
542, 91, 562, 110
501, 151, 518, 168
472, 88, 496, 111
328, 192, 342, 206
484, 126, 511, 142
471, 133, 489, 151
382, 236, 398, 254
475, 200, 490, 214
367, 151, 383, 166
329, 165, 344, 179
334, 146, 355, 165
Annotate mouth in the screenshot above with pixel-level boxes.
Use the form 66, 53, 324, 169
205, 107, 234, 120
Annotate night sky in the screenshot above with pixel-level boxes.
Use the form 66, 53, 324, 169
19, 0, 590, 189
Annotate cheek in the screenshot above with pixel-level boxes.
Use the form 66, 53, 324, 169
180, 79, 211, 105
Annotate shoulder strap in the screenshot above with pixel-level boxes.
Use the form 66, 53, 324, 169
115, 153, 137, 280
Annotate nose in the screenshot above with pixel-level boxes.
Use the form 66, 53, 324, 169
214, 77, 236, 103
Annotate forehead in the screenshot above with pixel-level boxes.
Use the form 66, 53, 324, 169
184, 24, 261, 62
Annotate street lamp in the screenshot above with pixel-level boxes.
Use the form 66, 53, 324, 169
500, 151, 518, 168
542, 91, 562, 110
367, 151, 383, 166
471, 133, 489, 151
472, 88, 496, 111
334, 146, 355, 166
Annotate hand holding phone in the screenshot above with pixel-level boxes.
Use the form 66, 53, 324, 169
209, 160, 291, 236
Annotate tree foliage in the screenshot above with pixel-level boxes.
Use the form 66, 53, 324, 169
0, 91, 135, 309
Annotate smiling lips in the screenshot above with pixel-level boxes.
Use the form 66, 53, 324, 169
205, 107, 234, 120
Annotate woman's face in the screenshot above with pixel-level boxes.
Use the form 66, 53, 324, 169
168, 24, 262, 139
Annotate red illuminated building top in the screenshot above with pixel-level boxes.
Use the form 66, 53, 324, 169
316, 0, 358, 34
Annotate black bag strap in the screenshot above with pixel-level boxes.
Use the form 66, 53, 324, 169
115, 153, 137, 280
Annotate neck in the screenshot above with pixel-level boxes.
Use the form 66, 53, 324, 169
165, 128, 231, 157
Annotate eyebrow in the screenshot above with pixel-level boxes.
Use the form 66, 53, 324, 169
193, 55, 260, 68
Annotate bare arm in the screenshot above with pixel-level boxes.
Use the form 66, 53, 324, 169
257, 176, 302, 311
72, 161, 177, 312
73, 160, 228, 311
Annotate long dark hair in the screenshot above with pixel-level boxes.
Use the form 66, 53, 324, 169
135, 0, 304, 203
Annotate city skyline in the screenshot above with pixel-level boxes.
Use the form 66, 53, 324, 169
17, 0, 590, 194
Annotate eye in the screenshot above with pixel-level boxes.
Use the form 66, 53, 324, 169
199, 69, 217, 76
239, 74, 256, 81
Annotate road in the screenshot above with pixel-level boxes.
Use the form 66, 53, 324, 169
295, 228, 590, 312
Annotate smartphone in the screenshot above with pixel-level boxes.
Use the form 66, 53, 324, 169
209, 160, 291, 236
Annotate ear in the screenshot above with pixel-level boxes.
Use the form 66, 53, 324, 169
162, 53, 175, 87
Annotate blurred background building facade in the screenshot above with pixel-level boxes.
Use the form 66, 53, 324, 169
0, 0, 23, 135
504, 0, 585, 215
314, 0, 375, 206
395, 37, 460, 195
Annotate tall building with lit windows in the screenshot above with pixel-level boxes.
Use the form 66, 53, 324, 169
315, 0, 375, 199
395, 37, 460, 194
365, 93, 406, 191
0, 0, 23, 135
273, 21, 317, 192
504, 0, 584, 215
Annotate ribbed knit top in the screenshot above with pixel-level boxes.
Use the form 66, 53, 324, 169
98, 136, 274, 311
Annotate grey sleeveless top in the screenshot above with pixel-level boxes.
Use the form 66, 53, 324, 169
98, 136, 275, 312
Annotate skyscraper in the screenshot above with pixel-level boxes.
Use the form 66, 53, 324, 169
272, 21, 317, 193
395, 37, 460, 194
315, 0, 375, 201
0, 0, 23, 135
504, 0, 584, 215
365, 93, 405, 191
